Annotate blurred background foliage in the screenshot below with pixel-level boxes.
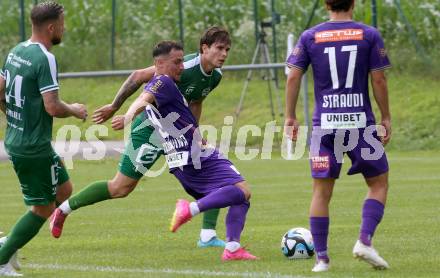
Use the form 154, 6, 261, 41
0, 0, 439, 76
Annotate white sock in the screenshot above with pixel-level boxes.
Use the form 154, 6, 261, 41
200, 229, 217, 242
189, 202, 200, 216
59, 200, 72, 215
225, 241, 241, 252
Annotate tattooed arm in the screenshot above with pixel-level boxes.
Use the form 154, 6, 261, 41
92, 66, 155, 123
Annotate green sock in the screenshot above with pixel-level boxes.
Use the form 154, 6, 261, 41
0, 211, 45, 264
202, 208, 220, 230
68, 181, 111, 211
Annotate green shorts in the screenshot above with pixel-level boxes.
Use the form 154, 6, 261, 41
119, 115, 164, 180
10, 153, 69, 206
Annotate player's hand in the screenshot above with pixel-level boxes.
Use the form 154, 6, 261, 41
379, 118, 391, 145
284, 117, 300, 141
93, 104, 117, 124
71, 103, 88, 122
111, 115, 127, 130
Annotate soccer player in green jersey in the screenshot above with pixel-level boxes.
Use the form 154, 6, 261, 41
0, 2, 87, 276
51, 27, 231, 247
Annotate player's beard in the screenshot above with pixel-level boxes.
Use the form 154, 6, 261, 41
51, 36, 62, 45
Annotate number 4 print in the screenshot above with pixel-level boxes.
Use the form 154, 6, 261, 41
4, 70, 25, 108
324, 45, 357, 89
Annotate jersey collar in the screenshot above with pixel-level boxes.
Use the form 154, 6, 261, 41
198, 53, 213, 77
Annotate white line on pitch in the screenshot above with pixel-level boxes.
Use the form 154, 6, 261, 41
27, 263, 308, 278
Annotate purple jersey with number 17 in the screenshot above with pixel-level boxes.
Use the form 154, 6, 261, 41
286, 21, 391, 129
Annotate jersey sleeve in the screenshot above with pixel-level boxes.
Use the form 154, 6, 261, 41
37, 52, 59, 94
286, 31, 311, 71
144, 76, 174, 107
369, 30, 391, 71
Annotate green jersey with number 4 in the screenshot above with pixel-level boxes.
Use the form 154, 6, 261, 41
1, 41, 59, 157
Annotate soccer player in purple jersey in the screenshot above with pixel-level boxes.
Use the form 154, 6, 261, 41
112, 41, 258, 261
285, 0, 391, 272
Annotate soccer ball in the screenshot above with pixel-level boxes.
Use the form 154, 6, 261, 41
281, 227, 314, 259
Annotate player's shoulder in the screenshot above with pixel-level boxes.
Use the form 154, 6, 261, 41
151, 74, 176, 90
361, 23, 382, 38
156, 74, 174, 82
354, 21, 376, 30
298, 25, 318, 42
22, 41, 56, 65
183, 53, 201, 70
347, 21, 383, 43
213, 68, 222, 79
184, 53, 199, 62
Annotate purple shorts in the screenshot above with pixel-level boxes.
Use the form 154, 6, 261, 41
309, 127, 389, 179
171, 158, 245, 200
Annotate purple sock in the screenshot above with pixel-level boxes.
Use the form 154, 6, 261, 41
197, 185, 246, 212
359, 199, 384, 246
310, 217, 329, 262
225, 201, 250, 242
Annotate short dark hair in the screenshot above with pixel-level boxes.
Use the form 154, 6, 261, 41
325, 0, 354, 12
152, 41, 184, 58
31, 1, 64, 26
199, 26, 231, 53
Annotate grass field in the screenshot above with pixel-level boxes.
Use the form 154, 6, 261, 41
0, 151, 439, 277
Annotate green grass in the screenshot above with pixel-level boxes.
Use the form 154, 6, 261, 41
0, 151, 439, 277
1, 71, 439, 150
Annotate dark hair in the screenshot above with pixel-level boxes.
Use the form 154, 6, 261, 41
325, 0, 354, 12
152, 41, 184, 58
199, 26, 231, 53
31, 1, 64, 26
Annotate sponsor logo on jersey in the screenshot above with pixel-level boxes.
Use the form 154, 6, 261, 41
315, 29, 363, 43
321, 112, 367, 129
162, 135, 189, 153
165, 151, 189, 168
202, 87, 211, 96
5, 53, 32, 68
311, 155, 330, 171
6, 53, 13, 64
185, 85, 196, 95
149, 79, 163, 93
292, 46, 302, 56
6, 121, 23, 131
6, 109, 22, 121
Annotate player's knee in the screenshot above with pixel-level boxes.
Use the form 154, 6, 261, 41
31, 203, 56, 219
313, 189, 332, 203
366, 174, 389, 193
235, 181, 251, 201
56, 181, 73, 203
245, 191, 251, 201
369, 181, 388, 196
